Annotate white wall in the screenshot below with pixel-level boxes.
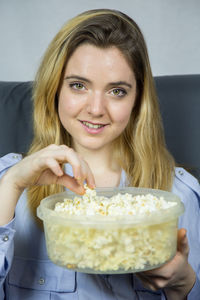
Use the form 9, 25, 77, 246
0, 0, 199, 81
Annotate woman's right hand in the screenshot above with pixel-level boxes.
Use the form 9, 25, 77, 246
5, 144, 95, 195
0, 145, 95, 226
0, 144, 95, 225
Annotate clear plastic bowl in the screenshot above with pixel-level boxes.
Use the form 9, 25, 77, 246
37, 187, 184, 274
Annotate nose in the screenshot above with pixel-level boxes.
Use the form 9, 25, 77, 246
86, 91, 106, 117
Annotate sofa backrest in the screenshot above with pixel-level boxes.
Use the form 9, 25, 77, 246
0, 75, 200, 180
155, 75, 200, 180
0, 81, 33, 156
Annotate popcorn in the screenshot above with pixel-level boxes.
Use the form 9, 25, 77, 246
54, 184, 177, 216
45, 186, 178, 273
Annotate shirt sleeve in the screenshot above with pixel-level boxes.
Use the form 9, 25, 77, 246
187, 276, 200, 299
0, 154, 22, 296
0, 219, 16, 279
172, 168, 200, 299
0, 153, 22, 177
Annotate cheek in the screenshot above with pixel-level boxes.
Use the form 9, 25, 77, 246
58, 95, 78, 119
111, 103, 133, 126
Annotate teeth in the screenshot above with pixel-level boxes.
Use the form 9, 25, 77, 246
82, 121, 104, 129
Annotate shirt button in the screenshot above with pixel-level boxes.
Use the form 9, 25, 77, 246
38, 278, 45, 285
178, 170, 184, 176
12, 155, 19, 159
2, 235, 9, 242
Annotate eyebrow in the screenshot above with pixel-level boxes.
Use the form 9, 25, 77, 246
64, 75, 133, 88
108, 81, 132, 89
65, 75, 91, 83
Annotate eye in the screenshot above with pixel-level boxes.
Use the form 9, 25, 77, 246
111, 88, 127, 97
69, 82, 85, 90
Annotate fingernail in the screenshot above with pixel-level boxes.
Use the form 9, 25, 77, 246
58, 169, 64, 176
89, 183, 96, 189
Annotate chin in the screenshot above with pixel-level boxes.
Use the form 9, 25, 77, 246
81, 143, 105, 151
77, 138, 109, 151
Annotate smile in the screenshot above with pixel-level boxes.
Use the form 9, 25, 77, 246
79, 120, 108, 134
81, 121, 105, 129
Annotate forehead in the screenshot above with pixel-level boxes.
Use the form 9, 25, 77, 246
64, 44, 135, 82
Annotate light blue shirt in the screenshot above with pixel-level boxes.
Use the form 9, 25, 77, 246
0, 153, 200, 299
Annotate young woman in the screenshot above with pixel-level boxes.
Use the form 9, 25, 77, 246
0, 9, 199, 300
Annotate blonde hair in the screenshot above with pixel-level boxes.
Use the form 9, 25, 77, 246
27, 9, 175, 219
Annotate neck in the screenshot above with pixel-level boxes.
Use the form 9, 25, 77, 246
72, 143, 121, 187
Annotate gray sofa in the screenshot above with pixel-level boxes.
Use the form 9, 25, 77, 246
0, 75, 200, 180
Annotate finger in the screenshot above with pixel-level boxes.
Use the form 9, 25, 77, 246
86, 171, 96, 189
177, 228, 189, 256
79, 160, 96, 189
41, 146, 86, 182
58, 147, 86, 182
57, 174, 85, 195
136, 274, 159, 291
37, 145, 96, 190
138, 259, 174, 281
45, 158, 64, 177
35, 157, 64, 177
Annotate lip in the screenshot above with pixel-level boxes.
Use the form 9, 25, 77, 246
80, 120, 108, 126
79, 120, 108, 134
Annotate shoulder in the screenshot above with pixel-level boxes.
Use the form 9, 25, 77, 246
0, 153, 22, 177
172, 168, 200, 240
172, 167, 200, 204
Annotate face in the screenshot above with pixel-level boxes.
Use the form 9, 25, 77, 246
58, 44, 137, 153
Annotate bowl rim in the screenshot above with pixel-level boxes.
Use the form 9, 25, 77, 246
37, 186, 185, 226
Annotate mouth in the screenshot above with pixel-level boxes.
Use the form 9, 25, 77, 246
81, 121, 106, 129
79, 120, 108, 133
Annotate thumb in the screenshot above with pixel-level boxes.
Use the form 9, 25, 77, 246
177, 228, 189, 255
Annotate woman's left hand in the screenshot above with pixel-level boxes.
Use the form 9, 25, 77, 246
136, 228, 196, 299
